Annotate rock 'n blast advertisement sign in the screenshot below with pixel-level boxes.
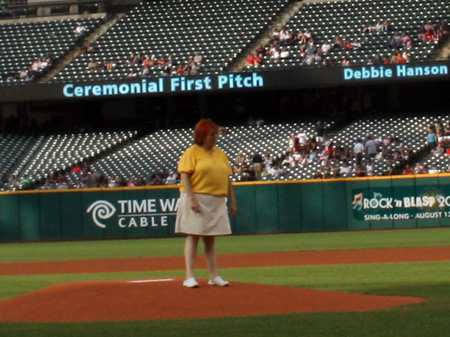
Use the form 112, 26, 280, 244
352, 188, 450, 221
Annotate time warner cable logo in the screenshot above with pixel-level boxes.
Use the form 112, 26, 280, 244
87, 198, 179, 229
86, 200, 117, 228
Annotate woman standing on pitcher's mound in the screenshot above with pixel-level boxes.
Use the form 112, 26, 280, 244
175, 119, 237, 288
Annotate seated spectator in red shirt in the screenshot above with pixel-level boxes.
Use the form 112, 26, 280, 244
403, 164, 414, 175
344, 39, 354, 51
422, 30, 435, 41
157, 55, 168, 67
254, 53, 263, 66
246, 53, 256, 66
391, 51, 406, 64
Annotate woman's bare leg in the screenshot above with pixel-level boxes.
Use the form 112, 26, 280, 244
203, 236, 217, 280
184, 235, 200, 279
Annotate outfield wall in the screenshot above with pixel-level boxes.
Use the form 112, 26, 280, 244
0, 175, 449, 242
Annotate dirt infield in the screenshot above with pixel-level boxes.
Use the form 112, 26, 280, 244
0, 246, 448, 275
0, 279, 426, 322
0, 246, 447, 323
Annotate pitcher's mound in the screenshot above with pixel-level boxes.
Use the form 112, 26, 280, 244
0, 279, 425, 322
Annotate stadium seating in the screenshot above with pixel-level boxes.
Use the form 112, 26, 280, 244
11, 130, 138, 184
0, 132, 35, 178
51, 0, 291, 83
248, 0, 450, 71
0, 16, 103, 85
0, 114, 445, 190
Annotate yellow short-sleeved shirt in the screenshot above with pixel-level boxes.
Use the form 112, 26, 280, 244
178, 144, 232, 196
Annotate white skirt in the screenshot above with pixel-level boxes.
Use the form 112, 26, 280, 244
175, 192, 232, 236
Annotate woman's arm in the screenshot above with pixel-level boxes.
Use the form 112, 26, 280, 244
227, 177, 237, 217
180, 172, 201, 213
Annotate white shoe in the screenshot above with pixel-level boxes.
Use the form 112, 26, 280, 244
208, 276, 229, 287
183, 277, 199, 288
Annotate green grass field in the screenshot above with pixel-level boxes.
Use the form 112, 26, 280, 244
0, 228, 449, 337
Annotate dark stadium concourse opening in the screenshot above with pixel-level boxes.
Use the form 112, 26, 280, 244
1, 77, 449, 133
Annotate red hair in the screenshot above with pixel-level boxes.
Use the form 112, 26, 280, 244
194, 119, 219, 145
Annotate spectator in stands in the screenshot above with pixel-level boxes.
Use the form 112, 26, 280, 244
350, 39, 362, 50
165, 170, 179, 185
320, 41, 332, 54
127, 177, 137, 187
315, 120, 325, 144
4, 69, 15, 82
270, 47, 281, 60
81, 41, 96, 54
74, 24, 88, 46
43, 173, 57, 189
297, 129, 308, 148
353, 139, 364, 165
301, 29, 313, 44
403, 164, 413, 175
87, 59, 100, 71
427, 127, 437, 149
333, 36, 344, 49
56, 173, 69, 189
372, 55, 383, 66
280, 47, 290, 59
365, 159, 374, 176
268, 161, 286, 179
431, 141, 445, 155
252, 152, 263, 180
401, 32, 413, 48
127, 52, 140, 65
270, 28, 280, 43
278, 26, 291, 45
414, 163, 427, 174
140, 66, 150, 77
391, 50, 407, 64
287, 133, 296, 153
193, 52, 203, 65
246, 53, 256, 66
382, 21, 393, 32
256, 44, 267, 56
402, 49, 411, 62
423, 21, 436, 34
339, 160, 352, 177
341, 57, 350, 66
364, 20, 384, 33
190, 62, 201, 75
388, 31, 402, 49
365, 136, 379, 158
127, 69, 139, 77
254, 53, 263, 66
18, 68, 29, 80
354, 164, 366, 177
428, 165, 438, 174
108, 175, 119, 188
156, 55, 168, 68
103, 60, 116, 71
306, 40, 316, 54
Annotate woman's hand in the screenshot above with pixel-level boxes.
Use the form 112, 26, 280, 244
229, 200, 237, 217
190, 196, 202, 214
